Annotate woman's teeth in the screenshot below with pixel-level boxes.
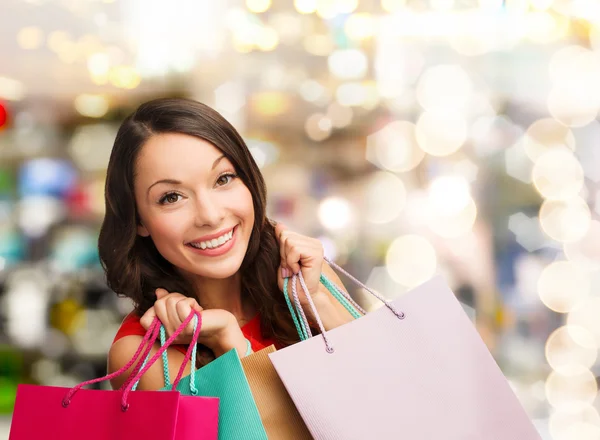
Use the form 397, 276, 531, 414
189, 228, 234, 250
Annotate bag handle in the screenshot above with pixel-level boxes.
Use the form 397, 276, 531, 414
120, 311, 202, 410
61, 311, 201, 411
286, 256, 405, 352
130, 320, 200, 395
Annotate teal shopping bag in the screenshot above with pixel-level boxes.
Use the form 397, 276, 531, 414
151, 325, 267, 440
161, 349, 267, 440
132, 317, 267, 440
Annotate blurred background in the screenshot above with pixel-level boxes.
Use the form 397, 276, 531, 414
1, 0, 600, 438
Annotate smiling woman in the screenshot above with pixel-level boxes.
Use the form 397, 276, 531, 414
100, 98, 354, 390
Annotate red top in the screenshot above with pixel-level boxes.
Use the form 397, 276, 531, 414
113, 312, 277, 355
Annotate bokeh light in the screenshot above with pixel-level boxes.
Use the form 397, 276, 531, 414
523, 118, 576, 162
564, 221, 600, 272
545, 326, 597, 375
539, 197, 591, 243
318, 197, 354, 231
538, 261, 590, 313
532, 149, 584, 200
366, 120, 425, 172
416, 111, 467, 156
545, 369, 597, 411
386, 234, 437, 287
365, 172, 406, 224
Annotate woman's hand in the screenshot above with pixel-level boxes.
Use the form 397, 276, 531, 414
140, 289, 247, 356
274, 223, 327, 307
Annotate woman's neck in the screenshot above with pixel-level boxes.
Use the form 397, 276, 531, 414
191, 271, 256, 326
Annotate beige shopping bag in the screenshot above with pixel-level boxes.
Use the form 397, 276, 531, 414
241, 345, 312, 439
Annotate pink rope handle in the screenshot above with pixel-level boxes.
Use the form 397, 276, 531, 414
120, 311, 201, 411
171, 312, 202, 389
62, 317, 161, 407
118, 318, 165, 392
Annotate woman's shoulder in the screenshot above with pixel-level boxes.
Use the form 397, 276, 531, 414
113, 312, 146, 343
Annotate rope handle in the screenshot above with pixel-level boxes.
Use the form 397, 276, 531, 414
287, 256, 406, 352
121, 311, 202, 410
62, 316, 161, 408
130, 317, 199, 394
61, 311, 202, 412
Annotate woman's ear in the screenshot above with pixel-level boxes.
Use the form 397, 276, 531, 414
137, 223, 150, 237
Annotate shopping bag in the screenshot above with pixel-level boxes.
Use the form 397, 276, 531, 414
241, 345, 312, 440
154, 327, 267, 439
269, 256, 541, 440
10, 311, 219, 440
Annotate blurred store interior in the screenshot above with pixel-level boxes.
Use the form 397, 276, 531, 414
2, 0, 600, 438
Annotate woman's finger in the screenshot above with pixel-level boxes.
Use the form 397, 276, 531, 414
140, 306, 156, 331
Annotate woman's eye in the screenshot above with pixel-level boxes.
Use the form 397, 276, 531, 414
159, 193, 181, 204
216, 173, 237, 187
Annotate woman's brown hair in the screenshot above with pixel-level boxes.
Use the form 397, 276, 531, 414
98, 98, 300, 359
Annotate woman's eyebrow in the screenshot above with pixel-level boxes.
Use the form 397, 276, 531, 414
146, 155, 227, 196
147, 179, 181, 196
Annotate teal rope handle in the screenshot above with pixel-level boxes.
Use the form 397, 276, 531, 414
160, 325, 171, 388
320, 273, 363, 319
132, 315, 199, 394
283, 277, 310, 341
283, 272, 364, 341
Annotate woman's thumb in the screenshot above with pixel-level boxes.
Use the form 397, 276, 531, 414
155, 288, 169, 299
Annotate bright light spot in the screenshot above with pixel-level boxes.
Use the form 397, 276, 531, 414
523, 118, 575, 162
336, 82, 368, 106
386, 235, 437, 288
316, 0, 358, 19
318, 197, 353, 231
416, 64, 472, 111
532, 149, 584, 200
256, 27, 279, 51
17, 26, 44, 50
545, 369, 597, 411
539, 197, 591, 243
87, 52, 110, 77
0, 76, 26, 101
365, 172, 406, 224
18, 197, 65, 238
538, 261, 590, 313
416, 111, 467, 156
47, 31, 71, 53
549, 406, 600, 440
328, 49, 368, 80
303, 34, 335, 56
548, 46, 600, 127
305, 113, 332, 142
251, 92, 290, 116
74, 94, 109, 118
381, 0, 407, 13
428, 198, 477, 238
108, 66, 141, 89
299, 80, 329, 103
295, 0, 318, 13
246, 0, 272, 13
428, 175, 471, 216
345, 13, 376, 40
366, 120, 424, 172
430, 0, 455, 12
564, 220, 600, 272
545, 326, 597, 375
568, 298, 600, 346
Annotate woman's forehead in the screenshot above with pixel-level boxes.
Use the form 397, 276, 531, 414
136, 133, 230, 177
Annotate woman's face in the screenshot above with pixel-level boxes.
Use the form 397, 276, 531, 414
134, 133, 255, 281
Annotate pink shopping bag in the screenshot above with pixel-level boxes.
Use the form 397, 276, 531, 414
269, 257, 541, 440
10, 311, 219, 440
